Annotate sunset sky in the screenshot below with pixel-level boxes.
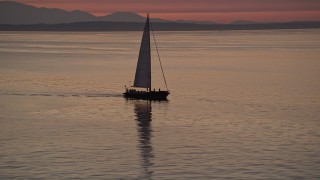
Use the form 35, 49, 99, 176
8, 0, 320, 23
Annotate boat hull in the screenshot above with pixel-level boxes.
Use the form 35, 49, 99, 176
123, 91, 169, 100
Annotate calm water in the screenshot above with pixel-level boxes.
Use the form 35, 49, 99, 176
0, 30, 320, 179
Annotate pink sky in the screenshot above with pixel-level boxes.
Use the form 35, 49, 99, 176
9, 0, 320, 23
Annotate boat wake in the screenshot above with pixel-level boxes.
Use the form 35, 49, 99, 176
1, 91, 123, 98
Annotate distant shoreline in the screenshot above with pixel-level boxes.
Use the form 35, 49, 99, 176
1, 21, 320, 31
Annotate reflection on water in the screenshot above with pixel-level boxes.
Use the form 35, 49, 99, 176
1, 30, 319, 179
134, 101, 154, 179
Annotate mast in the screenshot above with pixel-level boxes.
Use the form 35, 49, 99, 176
133, 13, 151, 90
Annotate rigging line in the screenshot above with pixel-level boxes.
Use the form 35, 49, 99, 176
149, 21, 169, 90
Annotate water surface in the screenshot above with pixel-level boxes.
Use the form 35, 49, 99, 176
0, 30, 320, 179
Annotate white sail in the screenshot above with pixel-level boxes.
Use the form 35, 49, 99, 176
133, 15, 151, 89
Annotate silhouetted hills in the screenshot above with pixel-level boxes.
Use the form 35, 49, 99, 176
95, 12, 170, 23
0, 1, 171, 24
0, 1, 319, 31
97, 12, 146, 22
231, 20, 257, 25
0, 1, 96, 24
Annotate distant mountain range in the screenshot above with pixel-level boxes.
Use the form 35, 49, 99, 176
0, 1, 210, 24
0, 1, 320, 31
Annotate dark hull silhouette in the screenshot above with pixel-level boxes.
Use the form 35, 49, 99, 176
124, 90, 169, 100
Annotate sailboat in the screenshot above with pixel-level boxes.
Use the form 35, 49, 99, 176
124, 14, 170, 100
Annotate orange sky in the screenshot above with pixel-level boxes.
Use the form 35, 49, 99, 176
10, 0, 320, 23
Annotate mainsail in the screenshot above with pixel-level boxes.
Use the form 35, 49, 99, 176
133, 14, 151, 89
